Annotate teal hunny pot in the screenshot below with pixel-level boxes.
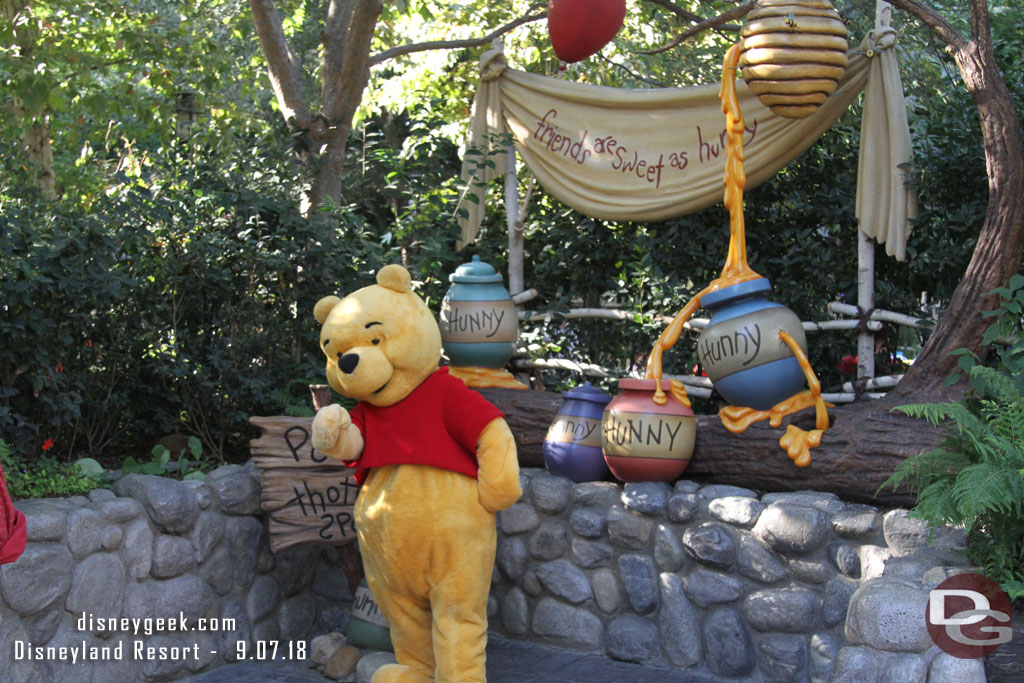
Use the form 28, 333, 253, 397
698, 278, 807, 411
346, 578, 393, 652
439, 256, 518, 369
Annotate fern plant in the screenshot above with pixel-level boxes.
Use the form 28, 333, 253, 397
883, 274, 1024, 600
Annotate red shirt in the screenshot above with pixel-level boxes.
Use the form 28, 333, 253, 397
347, 367, 504, 485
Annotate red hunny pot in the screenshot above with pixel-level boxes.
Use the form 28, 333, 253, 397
601, 378, 696, 482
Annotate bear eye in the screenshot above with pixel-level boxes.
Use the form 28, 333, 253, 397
372, 338, 380, 345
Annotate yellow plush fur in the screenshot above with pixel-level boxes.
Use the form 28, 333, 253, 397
311, 265, 521, 683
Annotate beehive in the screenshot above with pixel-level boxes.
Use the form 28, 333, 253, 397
739, 0, 849, 118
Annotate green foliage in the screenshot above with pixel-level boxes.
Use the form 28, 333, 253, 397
1, 0, 268, 205
1, 0, 1021, 470
0, 199, 139, 453
882, 278, 1024, 599
0, 439, 102, 499
73, 458, 105, 478
123, 436, 209, 480
271, 381, 318, 419
0, 113, 395, 462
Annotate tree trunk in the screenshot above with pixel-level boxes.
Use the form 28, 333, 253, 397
4, 0, 56, 200
479, 388, 934, 507
887, 0, 1024, 402
252, 1, 543, 217
306, 0, 380, 213
305, 125, 353, 216
251, 0, 380, 217
21, 116, 55, 200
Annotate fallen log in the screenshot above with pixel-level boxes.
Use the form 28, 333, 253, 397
477, 388, 944, 507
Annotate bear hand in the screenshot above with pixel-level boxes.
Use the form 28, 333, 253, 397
312, 404, 364, 461
476, 418, 522, 512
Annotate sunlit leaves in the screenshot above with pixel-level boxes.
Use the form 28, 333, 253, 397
1, 0, 270, 205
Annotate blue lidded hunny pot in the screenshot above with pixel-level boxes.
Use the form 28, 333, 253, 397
439, 256, 518, 369
698, 278, 807, 410
543, 382, 613, 482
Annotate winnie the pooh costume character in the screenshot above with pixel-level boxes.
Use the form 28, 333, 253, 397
311, 264, 522, 683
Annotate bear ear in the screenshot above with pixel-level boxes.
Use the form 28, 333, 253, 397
376, 264, 412, 293
314, 296, 343, 324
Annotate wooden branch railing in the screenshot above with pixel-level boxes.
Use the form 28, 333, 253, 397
519, 308, 884, 332
828, 302, 936, 330
510, 300, 935, 404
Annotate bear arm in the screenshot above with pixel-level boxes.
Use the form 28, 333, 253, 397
311, 404, 365, 461
475, 418, 522, 512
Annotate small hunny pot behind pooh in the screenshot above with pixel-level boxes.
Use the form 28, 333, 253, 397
311, 264, 522, 683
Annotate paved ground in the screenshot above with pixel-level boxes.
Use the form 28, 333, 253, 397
178, 635, 717, 683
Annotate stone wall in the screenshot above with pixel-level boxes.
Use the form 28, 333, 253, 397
1, 463, 992, 683
488, 468, 986, 682
0, 464, 354, 683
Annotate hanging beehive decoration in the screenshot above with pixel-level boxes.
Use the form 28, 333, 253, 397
739, 0, 849, 119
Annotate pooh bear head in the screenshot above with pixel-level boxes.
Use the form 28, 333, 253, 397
314, 264, 442, 407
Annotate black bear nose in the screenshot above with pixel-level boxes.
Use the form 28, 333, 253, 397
338, 353, 360, 374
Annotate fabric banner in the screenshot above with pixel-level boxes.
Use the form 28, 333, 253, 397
857, 27, 918, 261
460, 36, 914, 261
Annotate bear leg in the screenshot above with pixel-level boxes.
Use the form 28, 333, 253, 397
371, 663, 433, 683
426, 536, 495, 682
369, 587, 436, 680
357, 466, 498, 682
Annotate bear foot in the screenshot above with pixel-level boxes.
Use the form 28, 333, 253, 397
371, 663, 433, 683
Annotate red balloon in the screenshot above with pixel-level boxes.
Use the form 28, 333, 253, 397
548, 0, 627, 63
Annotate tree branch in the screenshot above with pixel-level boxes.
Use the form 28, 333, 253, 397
249, 0, 313, 129
57, 58, 134, 87
321, 0, 354, 108
368, 11, 547, 66
641, 1, 754, 55
596, 53, 668, 87
968, 0, 992, 49
324, 0, 381, 121
643, 0, 706, 26
886, 0, 968, 52
0, 0, 31, 22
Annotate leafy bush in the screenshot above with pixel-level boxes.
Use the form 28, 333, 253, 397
0, 439, 102, 500
882, 275, 1024, 599
0, 200, 139, 455
0, 122, 394, 463
123, 436, 210, 481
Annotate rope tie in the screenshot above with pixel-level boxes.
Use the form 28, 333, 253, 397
855, 306, 877, 333
853, 304, 878, 401
860, 26, 897, 58
852, 376, 868, 402
479, 48, 507, 82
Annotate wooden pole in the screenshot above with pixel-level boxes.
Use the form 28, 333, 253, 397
856, 0, 894, 383
858, 230, 876, 381
506, 144, 525, 298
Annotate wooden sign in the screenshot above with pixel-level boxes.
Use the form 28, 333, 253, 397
250, 416, 360, 553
